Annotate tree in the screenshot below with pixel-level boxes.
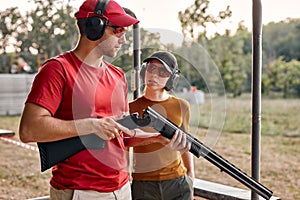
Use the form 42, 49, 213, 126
263, 57, 300, 98
178, 0, 232, 92
0, 7, 27, 72
178, 0, 232, 40
208, 29, 249, 97
284, 59, 300, 97
263, 18, 300, 63
0, 7, 25, 53
26, 0, 78, 60
0, 0, 78, 72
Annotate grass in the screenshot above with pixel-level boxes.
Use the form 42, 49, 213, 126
261, 99, 300, 136
0, 116, 20, 134
0, 97, 299, 199
192, 97, 300, 136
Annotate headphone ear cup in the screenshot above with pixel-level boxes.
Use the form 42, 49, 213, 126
140, 63, 146, 81
85, 17, 106, 41
164, 72, 179, 91
164, 75, 174, 91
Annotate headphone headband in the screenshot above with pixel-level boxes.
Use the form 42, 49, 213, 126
94, 0, 109, 16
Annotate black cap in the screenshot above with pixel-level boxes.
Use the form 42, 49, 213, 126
143, 51, 178, 73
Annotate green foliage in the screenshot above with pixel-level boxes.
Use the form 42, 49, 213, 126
0, 7, 24, 49
0, 0, 78, 72
204, 18, 300, 98
263, 57, 300, 97
177, 0, 300, 98
0, 7, 26, 72
263, 18, 300, 62
207, 28, 250, 97
27, 0, 78, 58
178, 0, 232, 39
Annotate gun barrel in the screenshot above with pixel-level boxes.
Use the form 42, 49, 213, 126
194, 138, 272, 200
145, 107, 273, 200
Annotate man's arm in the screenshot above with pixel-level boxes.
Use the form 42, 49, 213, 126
124, 128, 161, 147
19, 103, 132, 143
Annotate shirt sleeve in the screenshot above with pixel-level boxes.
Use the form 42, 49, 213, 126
26, 59, 66, 116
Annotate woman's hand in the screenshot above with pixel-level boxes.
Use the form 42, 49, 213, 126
166, 130, 191, 153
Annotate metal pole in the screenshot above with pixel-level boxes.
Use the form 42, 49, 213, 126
123, 7, 140, 100
132, 23, 141, 99
252, 0, 263, 199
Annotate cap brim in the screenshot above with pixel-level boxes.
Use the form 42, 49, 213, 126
109, 14, 139, 27
143, 57, 173, 73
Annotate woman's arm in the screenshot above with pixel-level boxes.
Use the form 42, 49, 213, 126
182, 151, 195, 181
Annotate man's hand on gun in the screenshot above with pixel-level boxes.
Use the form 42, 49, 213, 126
115, 113, 190, 152
92, 115, 128, 140
95, 115, 160, 140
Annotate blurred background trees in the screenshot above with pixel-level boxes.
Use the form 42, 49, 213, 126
0, 0, 300, 98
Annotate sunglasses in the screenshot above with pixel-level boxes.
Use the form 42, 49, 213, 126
107, 25, 127, 37
146, 63, 171, 78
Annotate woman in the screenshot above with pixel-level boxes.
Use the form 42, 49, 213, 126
126, 51, 194, 200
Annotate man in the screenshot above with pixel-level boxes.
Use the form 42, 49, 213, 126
19, 0, 140, 199
19, 0, 190, 199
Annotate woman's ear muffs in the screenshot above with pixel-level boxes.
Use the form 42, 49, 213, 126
164, 69, 180, 91
140, 63, 146, 81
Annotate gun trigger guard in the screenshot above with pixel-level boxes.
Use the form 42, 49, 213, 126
117, 112, 151, 129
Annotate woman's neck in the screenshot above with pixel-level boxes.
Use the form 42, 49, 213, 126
144, 89, 169, 102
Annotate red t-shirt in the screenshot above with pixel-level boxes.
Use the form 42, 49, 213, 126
26, 51, 129, 192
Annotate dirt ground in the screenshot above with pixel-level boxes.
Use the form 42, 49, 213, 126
194, 131, 300, 200
0, 131, 299, 200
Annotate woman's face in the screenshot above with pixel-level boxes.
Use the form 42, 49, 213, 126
145, 60, 171, 91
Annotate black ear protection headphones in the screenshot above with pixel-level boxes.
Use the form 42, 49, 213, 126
140, 62, 180, 91
165, 68, 180, 91
85, 0, 109, 41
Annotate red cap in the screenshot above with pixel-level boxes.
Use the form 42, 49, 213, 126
75, 0, 139, 27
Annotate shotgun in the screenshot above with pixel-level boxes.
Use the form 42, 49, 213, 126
117, 107, 273, 200
37, 107, 273, 199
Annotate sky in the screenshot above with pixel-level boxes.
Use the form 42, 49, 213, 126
1, 0, 300, 44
